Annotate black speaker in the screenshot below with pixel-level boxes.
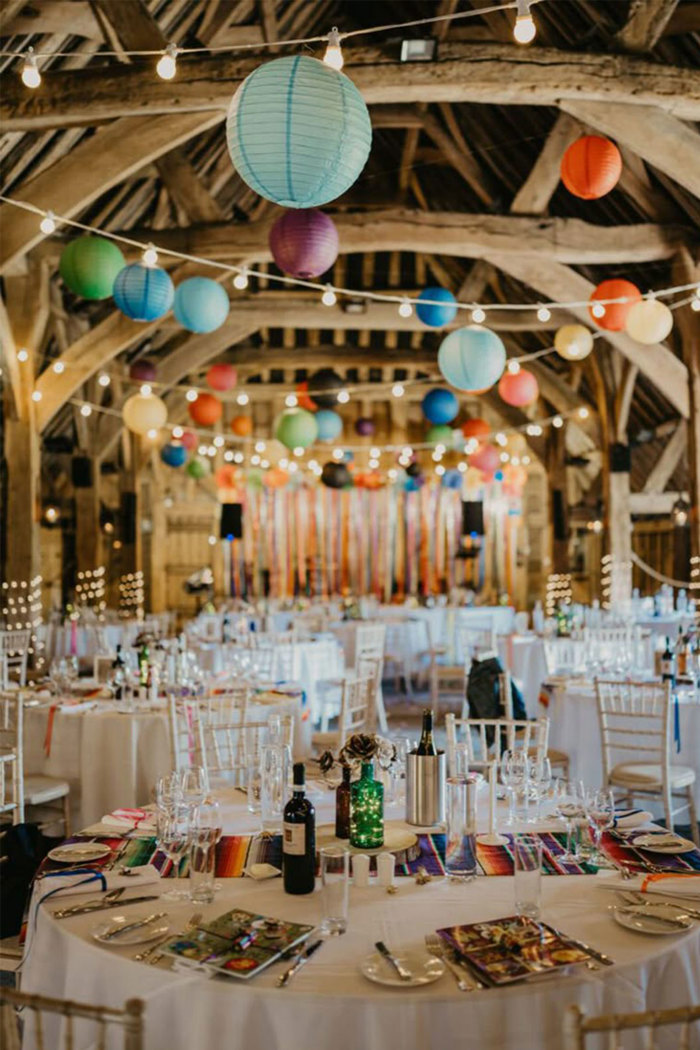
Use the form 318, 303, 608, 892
610, 443, 631, 473
552, 489, 568, 541
462, 500, 484, 537
121, 491, 137, 544
72, 455, 92, 488
220, 502, 243, 540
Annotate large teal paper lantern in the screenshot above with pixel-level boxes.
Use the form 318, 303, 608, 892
315, 409, 343, 442
173, 277, 230, 333
60, 236, 125, 300
113, 264, 174, 322
226, 56, 372, 208
416, 287, 458, 328
275, 408, 319, 450
438, 325, 506, 393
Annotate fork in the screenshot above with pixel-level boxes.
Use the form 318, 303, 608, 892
54, 887, 125, 917
424, 934, 482, 991
618, 891, 700, 920
134, 912, 202, 964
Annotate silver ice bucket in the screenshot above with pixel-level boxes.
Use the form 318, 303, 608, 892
406, 752, 446, 826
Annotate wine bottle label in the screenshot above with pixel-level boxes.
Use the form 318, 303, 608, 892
283, 822, 306, 856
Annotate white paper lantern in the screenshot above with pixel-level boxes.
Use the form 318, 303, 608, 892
554, 324, 594, 361
122, 393, 167, 435
625, 298, 674, 344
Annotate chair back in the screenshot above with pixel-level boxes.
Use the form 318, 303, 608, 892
563, 1002, 700, 1050
543, 637, 586, 675
455, 621, 496, 665
167, 696, 206, 773
198, 716, 293, 785
337, 675, 374, 748
355, 623, 385, 664
0, 629, 31, 689
0, 693, 23, 823
445, 711, 549, 772
594, 678, 671, 787
0, 987, 144, 1050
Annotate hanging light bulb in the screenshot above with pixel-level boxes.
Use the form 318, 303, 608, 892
21, 48, 41, 89
80, 404, 92, 417
323, 27, 344, 71
691, 288, 700, 313
16, 348, 29, 363
591, 302, 606, 319
185, 388, 198, 402
322, 284, 337, 307
140, 383, 153, 396
213, 435, 225, 448
536, 304, 551, 322
332, 448, 344, 461
236, 392, 249, 405
156, 43, 179, 80
31, 390, 42, 402
513, 0, 537, 43
471, 306, 486, 324
233, 267, 249, 291
172, 426, 184, 439
285, 393, 298, 407
398, 298, 413, 318
507, 360, 521, 374
39, 211, 56, 235
97, 372, 111, 387
552, 415, 564, 428
53, 361, 65, 374
142, 243, 158, 267
337, 389, 350, 404
392, 383, 405, 398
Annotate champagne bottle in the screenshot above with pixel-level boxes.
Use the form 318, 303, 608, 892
415, 709, 437, 755
335, 765, 352, 840
283, 762, 316, 895
138, 643, 149, 687
660, 636, 676, 684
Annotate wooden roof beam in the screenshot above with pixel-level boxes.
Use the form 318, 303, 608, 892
615, 0, 679, 52
642, 422, 687, 494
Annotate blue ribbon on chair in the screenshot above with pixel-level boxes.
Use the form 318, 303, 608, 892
673, 691, 681, 753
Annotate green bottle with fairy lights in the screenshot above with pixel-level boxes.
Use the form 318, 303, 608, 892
350, 761, 384, 849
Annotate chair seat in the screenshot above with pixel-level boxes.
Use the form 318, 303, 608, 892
24, 775, 70, 805
610, 763, 696, 789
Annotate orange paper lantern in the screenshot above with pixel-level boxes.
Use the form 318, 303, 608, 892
589, 279, 641, 331
230, 415, 252, 437
215, 465, 238, 489
461, 417, 490, 441
498, 369, 539, 407
188, 392, 222, 426
263, 467, 289, 489
296, 381, 316, 412
560, 136, 622, 200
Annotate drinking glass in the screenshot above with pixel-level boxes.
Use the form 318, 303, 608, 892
246, 757, 262, 815
586, 789, 615, 864
500, 751, 517, 825
260, 740, 289, 832
530, 757, 552, 822
189, 799, 223, 904
513, 834, 542, 918
555, 780, 584, 862
156, 804, 191, 900
180, 765, 209, 808
155, 771, 182, 810
453, 741, 470, 777
320, 845, 349, 935
444, 776, 477, 881
501, 750, 530, 824
49, 659, 66, 697
64, 655, 79, 686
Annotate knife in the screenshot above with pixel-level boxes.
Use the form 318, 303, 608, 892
277, 938, 324, 987
616, 907, 692, 930
545, 925, 614, 966
375, 940, 412, 981
102, 911, 167, 941
54, 895, 159, 919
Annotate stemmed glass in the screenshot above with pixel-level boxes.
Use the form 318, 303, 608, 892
64, 655, 79, 689
180, 765, 209, 808
586, 788, 615, 864
555, 779, 585, 862
500, 750, 530, 825
530, 756, 552, 822
155, 771, 183, 811
155, 803, 192, 899
49, 659, 66, 697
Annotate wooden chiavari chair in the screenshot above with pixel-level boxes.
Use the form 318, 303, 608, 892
445, 711, 549, 774
0, 988, 144, 1050
563, 1003, 700, 1050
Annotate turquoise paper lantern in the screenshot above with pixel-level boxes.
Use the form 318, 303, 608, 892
426, 424, 454, 447
173, 277, 230, 334
422, 388, 458, 425
438, 325, 506, 392
161, 443, 187, 468
226, 56, 372, 208
416, 287, 458, 328
315, 409, 343, 442
113, 264, 174, 322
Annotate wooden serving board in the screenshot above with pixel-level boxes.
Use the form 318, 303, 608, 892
316, 821, 420, 861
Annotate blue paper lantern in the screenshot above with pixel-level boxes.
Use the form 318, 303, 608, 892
315, 409, 343, 442
422, 388, 458, 425
113, 264, 174, 322
416, 287, 458, 328
161, 443, 187, 468
173, 277, 230, 334
441, 468, 463, 490
438, 325, 506, 392
226, 56, 372, 208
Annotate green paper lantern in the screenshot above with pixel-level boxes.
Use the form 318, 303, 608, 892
275, 408, 318, 450
426, 424, 454, 447
186, 457, 211, 479
59, 236, 126, 300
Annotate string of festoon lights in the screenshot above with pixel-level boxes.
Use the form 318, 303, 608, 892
10, 1, 541, 76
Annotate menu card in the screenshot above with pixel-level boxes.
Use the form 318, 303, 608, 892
163, 908, 314, 980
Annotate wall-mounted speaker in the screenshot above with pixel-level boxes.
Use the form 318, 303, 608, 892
71, 455, 92, 488
462, 500, 484, 537
610, 443, 631, 473
220, 502, 243, 540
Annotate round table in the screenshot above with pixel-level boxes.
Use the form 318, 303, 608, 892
20, 792, 700, 1050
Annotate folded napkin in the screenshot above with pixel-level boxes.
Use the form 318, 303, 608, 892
37, 864, 159, 897
100, 808, 157, 832
599, 873, 700, 900
57, 700, 98, 714
614, 809, 654, 830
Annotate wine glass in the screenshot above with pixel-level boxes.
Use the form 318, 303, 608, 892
500, 750, 529, 825
64, 655, 79, 688
49, 659, 66, 697
555, 779, 585, 862
155, 803, 191, 899
180, 765, 209, 808
155, 771, 183, 811
586, 788, 615, 864
530, 756, 552, 822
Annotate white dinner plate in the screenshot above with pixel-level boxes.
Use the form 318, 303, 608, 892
612, 905, 695, 936
92, 914, 170, 947
631, 834, 697, 854
360, 950, 445, 988
47, 843, 112, 864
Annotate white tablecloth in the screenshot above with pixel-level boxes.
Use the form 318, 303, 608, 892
20, 790, 700, 1050
40, 623, 127, 662
546, 679, 700, 809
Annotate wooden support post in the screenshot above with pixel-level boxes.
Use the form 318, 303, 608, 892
3, 409, 41, 587
672, 250, 700, 562
74, 477, 103, 574
546, 425, 569, 574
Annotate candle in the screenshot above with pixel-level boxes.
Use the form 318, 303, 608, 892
377, 851, 394, 888
353, 853, 370, 887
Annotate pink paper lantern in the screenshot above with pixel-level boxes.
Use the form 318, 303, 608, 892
269, 209, 339, 279
470, 444, 499, 475
181, 430, 197, 451
498, 368, 539, 407
206, 363, 237, 392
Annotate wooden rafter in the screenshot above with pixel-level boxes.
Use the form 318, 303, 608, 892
642, 422, 687, 494
615, 0, 679, 52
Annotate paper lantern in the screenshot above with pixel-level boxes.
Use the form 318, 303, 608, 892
561, 136, 622, 200
554, 324, 593, 361
206, 363, 237, 392
263, 467, 290, 489
461, 417, 490, 441
188, 393, 223, 426
470, 444, 499, 476
441, 469, 463, 491
355, 417, 375, 437
186, 457, 211, 479
122, 393, 167, 435
226, 56, 372, 208
129, 360, 157, 382
230, 415, 253, 437
246, 467, 264, 489
498, 369, 539, 407
215, 465, 238, 489
625, 298, 674, 344
426, 424, 453, 447
438, 326, 506, 392
269, 209, 339, 278
503, 463, 528, 489
321, 461, 352, 489
315, 409, 343, 442
416, 287, 458, 329
406, 462, 422, 479
160, 443, 187, 468
181, 430, 197, 450
59, 236, 126, 300
295, 381, 316, 412
275, 408, 318, 450
173, 277, 230, 334
405, 475, 425, 492
589, 279, 641, 331
309, 368, 343, 409
422, 388, 459, 425
113, 264, 174, 322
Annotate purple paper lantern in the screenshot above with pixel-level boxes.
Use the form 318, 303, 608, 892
355, 417, 375, 437
129, 359, 157, 382
269, 209, 339, 279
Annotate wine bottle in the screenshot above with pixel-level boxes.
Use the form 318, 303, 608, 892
660, 635, 676, 684
335, 765, 352, 839
283, 762, 316, 895
138, 643, 149, 687
416, 709, 437, 756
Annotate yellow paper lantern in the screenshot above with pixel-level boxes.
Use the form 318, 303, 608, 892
554, 324, 594, 361
624, 298, 673, 344
122, 393, 167, 435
